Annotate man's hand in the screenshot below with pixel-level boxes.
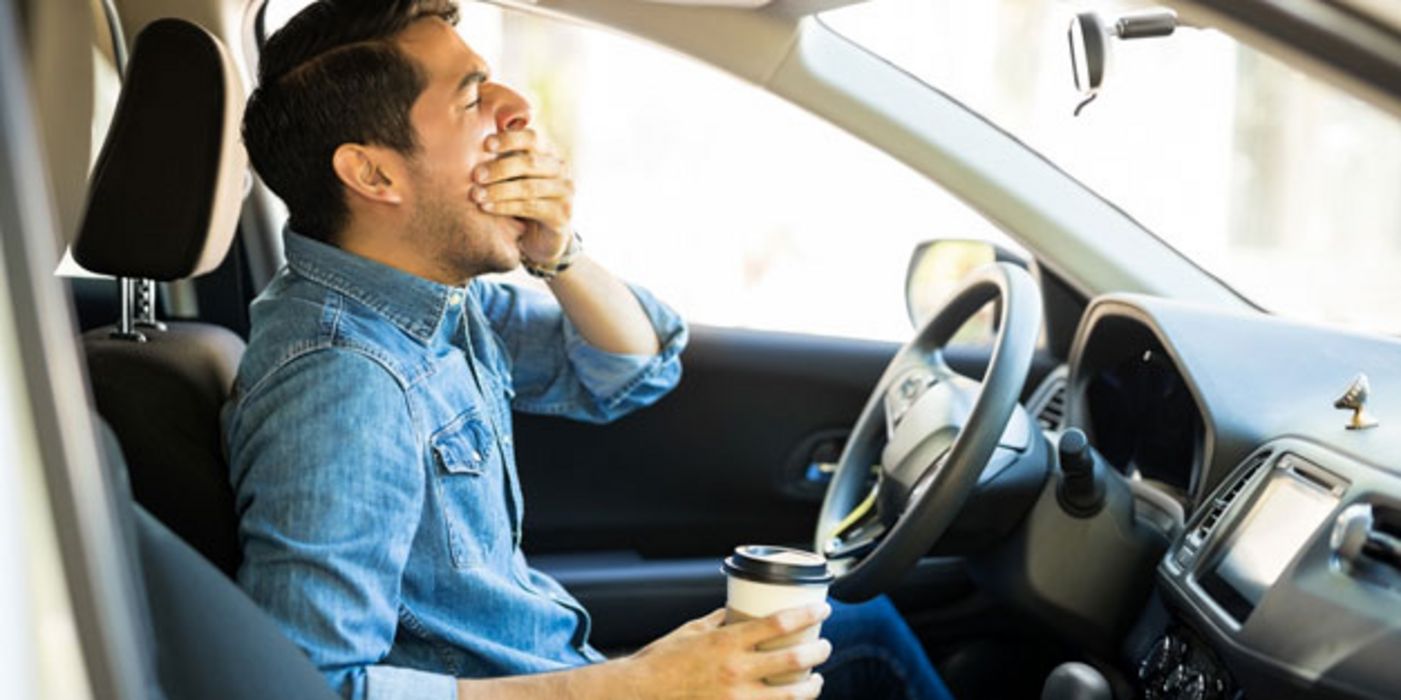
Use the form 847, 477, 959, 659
457, 604, 832, 700
471, 128, 574, 264
616, 603, 834, 699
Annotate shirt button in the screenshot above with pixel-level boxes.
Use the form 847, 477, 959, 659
470, 450, 482, 462
448, 290, 465, 306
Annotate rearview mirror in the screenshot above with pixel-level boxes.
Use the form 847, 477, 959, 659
905, 240, 1029, 333
1068, 9, 1178, 115
1068, 11, 1110, 100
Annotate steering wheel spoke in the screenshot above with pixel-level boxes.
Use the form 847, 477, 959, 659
822, 520, 888, 561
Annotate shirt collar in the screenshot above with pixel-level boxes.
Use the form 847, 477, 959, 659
283, 228, 465, 344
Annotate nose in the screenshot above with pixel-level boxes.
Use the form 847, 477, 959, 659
484, 82, 531, 133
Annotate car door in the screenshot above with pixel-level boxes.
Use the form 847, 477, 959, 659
519, 320, 1066, 650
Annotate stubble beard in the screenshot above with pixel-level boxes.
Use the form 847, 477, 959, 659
408, 185, 519, 283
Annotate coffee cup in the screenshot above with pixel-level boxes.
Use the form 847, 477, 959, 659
722, 544, 835, 686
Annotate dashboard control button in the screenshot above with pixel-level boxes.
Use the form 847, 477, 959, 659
1137, 631, 1236, 700
1139, 634, 1184, 682
1175, 544, 1198, 568
1182, 672, 1207, 700
1161, 665, 1189, 695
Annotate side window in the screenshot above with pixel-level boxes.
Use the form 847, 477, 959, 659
257, 2, 1020, 342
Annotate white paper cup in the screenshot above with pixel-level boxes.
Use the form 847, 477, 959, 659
722, 545, 834, 686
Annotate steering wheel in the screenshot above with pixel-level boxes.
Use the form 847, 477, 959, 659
815, 262, 1043, 602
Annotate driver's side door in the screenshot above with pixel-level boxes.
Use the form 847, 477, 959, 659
518, 324, 1060, 651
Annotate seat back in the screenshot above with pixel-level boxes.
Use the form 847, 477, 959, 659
85, 323, 245, 575
75, 18, 249, 576
96, 418, 337, 700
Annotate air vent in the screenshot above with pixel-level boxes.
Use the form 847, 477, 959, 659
1027, 368, 1069, 432
1189, 451, 1271, 547
1037, 382, 1067, 430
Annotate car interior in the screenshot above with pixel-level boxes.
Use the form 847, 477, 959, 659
4, 0, 1401, 699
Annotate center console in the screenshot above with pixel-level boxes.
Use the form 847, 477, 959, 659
1186, 452, 1345, 626
1153, 438, 1401, 699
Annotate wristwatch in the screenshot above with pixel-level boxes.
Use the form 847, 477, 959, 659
522, 231, 583, 280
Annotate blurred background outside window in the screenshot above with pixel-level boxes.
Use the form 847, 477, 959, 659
823, 0, 1401, 335
265, 0, 1401, 339
261, 0, 1020, 343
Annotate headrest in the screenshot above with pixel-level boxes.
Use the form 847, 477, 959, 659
74, 19, 247, 281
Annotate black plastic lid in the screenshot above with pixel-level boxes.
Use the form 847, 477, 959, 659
722, 545, 834, 585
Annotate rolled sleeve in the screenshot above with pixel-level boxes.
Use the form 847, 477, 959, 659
475, 279, 687, 423
362, 664, 458, 700
560, 282, 686, 411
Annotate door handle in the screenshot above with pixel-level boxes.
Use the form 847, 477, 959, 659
804, 459, 839, 485
778, 431, 848, 501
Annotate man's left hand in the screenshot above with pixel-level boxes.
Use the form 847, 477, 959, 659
471, 128, 575, 264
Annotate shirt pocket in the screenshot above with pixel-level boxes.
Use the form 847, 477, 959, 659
430, 409, 503, 570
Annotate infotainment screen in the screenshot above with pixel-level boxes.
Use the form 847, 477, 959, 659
1211, 469, 1339, 608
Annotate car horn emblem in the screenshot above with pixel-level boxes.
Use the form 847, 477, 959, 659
1334, 373, 1379, 430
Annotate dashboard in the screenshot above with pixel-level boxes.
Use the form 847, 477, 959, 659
1060, 294, 1401, 699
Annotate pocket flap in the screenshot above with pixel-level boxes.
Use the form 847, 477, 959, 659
431, 413, 493, 476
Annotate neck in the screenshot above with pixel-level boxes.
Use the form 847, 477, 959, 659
336, 214, 465, 287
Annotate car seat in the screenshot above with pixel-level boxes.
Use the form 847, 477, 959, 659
94, 414, 337, 700
74, 17, 248, 577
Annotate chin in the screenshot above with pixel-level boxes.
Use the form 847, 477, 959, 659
482, 233, 523, 275
495, 221, 527, 268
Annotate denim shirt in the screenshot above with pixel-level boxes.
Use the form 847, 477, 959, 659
223, 231, 687, 700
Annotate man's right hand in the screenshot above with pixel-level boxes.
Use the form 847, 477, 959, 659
615, 602, 834, 699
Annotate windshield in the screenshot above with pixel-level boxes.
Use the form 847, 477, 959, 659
823, 0, 1401, 334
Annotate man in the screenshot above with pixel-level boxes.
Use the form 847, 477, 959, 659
226, 1, 955, 699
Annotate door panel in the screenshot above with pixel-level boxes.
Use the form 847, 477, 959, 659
517, 323, 1056, 558
517, 323, 1058, 649
532, 551, 974, 651
516, 324, 896, 558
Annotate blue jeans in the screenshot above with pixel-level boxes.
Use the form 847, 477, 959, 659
817, 597, 955, 700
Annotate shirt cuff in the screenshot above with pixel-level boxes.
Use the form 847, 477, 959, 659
561, 283, 687, 407
364, 664, 457, 700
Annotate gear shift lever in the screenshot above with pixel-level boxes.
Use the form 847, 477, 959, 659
1041, 661, 1112, 700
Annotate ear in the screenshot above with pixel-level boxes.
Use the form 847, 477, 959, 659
331, 144, 405, 205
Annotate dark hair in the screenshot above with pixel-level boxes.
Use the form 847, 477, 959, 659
243, 0, 459, 242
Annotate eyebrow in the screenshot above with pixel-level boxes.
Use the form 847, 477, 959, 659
456, 70, 488, 94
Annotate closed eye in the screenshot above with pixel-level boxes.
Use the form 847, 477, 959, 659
456, 69, 488, 112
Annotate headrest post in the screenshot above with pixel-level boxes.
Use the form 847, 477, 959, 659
133, 278, 166, 331
111, 277, 147, 342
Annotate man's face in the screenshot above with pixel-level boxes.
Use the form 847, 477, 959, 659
394, 19, 531, 281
